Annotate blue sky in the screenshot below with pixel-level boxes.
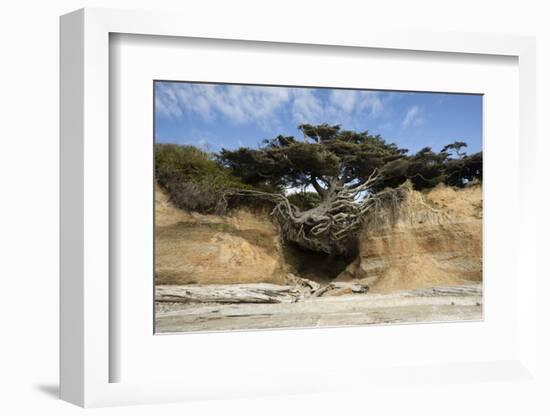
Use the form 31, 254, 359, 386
154, 81, 482, 155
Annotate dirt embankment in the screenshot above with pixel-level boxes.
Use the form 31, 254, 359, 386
156, 182, 482, 293
336, 182, 482, 293
155, 184, 287, 285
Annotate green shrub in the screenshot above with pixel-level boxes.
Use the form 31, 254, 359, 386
155, 144, 251, 213
155, 144, 277, 213
155, 144, 218, 184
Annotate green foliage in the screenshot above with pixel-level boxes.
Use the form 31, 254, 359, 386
156, 126, 483, 215
441, 141, 468, 158
378, 143, 482, 190
287, 192, 322, 210
219, 123, 482, 193
443, 151, 482, 187
403, 147, 448, 190
155, 144, 219, 184
219, 124, 408, 190
155, 144, 252, 213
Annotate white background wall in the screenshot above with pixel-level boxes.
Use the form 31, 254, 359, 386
0, 1, 548, 414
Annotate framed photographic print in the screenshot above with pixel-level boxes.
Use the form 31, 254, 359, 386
60, 7, 539, 408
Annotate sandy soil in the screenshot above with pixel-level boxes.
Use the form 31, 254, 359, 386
336, 182, 483, 293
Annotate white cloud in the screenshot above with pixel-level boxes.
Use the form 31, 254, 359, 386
329, 90, 384, 118
291, 89, 325, 125
155, 84, 183, 118
156, 83, 290, 128
357, 91, 384, 117
156, 83, 390, 130
329, 90, 358, 113
289, 89, 386, 128
402, 105, 424, 128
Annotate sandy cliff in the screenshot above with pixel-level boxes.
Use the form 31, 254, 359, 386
155, 184, 287, 285
156, 181, 482, 292
336, 182, 482, 293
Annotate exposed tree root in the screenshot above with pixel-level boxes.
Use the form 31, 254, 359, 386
220, 171, 408, 255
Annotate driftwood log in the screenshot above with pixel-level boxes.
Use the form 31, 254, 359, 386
312, 282, 369, 297
156, 283, 302, 304
156, 278, 370, 305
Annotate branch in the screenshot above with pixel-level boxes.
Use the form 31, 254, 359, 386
344, 169, 379, 193
310, 176, 326, 197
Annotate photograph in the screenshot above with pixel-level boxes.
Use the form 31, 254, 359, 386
153, 81, 483, 333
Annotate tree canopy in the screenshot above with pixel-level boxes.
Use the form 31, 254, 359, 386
219, 124, 408, 194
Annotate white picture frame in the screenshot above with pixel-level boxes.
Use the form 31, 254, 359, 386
60, 7, 538, 408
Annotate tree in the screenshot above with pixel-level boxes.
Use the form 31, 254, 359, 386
218, 124, 408, 255
378, 143, 482, 190
156, 127, 482, 256
441, 141, 468, 158
443, 151, 482, 187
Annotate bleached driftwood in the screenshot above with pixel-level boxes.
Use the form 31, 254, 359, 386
312, 282, 369, 297
156, 279, 373, 305
156, 277, 479, 309
156, 283, 303, 304
285, 273, 321, 298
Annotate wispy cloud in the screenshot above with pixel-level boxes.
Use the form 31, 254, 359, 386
329, 90, 384, 117
155, 84, 183, 118
155, 82, 391, 132
156, 86, 483, 156
291, 88, 325, 124
155, 82, 290, 129
402, 105, 424, 128
290, 89, 386, 127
